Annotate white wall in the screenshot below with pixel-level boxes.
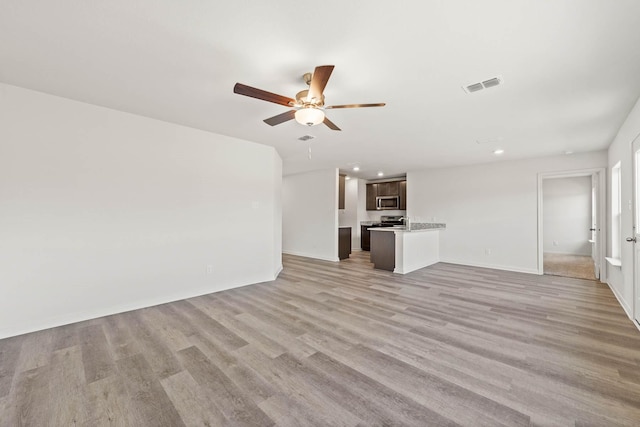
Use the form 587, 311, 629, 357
408, 151, 607, 274
356, 179, 370, 250
607, 96, 640, 317
543, 176, 592, 255
282, 169, 338, 261
339, 178, 360, 249
0, 83, 282, 339
272, 152, 283, 275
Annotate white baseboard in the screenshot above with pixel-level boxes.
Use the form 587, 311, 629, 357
0, 276, 272, 340
273, 264, 283, 279
439, 258, 540, 275
605, 280, 633, 320
395, 259, 439, 275
544, 250, 592, 256
282, 250, 339, 262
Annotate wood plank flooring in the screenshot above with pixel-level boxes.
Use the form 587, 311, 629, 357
2, 251, 640, 426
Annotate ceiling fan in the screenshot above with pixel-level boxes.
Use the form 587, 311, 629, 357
233, 65, 385, 131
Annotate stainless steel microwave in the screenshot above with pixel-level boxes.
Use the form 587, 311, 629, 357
376, 195, 400, 210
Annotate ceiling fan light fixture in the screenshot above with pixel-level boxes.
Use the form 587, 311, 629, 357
234, 65, 384, 131
295, 107, 325, 126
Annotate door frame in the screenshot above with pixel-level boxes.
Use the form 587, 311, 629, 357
632, 133, 640, 326
537, 168, 606, 277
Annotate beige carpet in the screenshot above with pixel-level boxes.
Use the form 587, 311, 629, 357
544, 253, 596, 280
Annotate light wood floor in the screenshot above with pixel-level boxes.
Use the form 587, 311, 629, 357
2, 252, 640, 426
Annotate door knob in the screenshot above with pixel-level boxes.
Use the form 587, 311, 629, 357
627, 237, 637, 243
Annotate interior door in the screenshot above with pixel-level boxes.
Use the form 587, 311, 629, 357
591, 174, 600, 279
633, 136, 640, 324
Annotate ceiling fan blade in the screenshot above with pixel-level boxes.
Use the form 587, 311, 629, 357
307, 65, 334, 102
263, 110, 296, 126
325, 103, 386, 109
323, 116, 341, 131
234, 83, 295, 107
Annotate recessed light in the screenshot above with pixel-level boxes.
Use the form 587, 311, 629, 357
353, 166, 360, 171
377, 171, 384, 177
345, 176, 351, 180
493, 149, 504, 155
564, 150, 573, 155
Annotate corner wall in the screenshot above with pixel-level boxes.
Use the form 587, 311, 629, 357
339, 178, 360, 250
607, 96, 640, 317
0, 83, 282, 339
282, 169, 338, 261
407, 151, 607, 274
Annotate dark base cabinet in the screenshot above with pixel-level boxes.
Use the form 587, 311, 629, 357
370, 231, 395, 271
361, 225, 371, 251
339, 227, 352, 260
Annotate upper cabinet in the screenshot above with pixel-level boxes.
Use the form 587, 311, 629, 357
366, 183, 378, 210
366, 180, 406, 210
377, 181, 399, 197
339, 174, 346, 210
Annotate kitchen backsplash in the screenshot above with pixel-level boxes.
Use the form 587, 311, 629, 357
364, 210, 406, 222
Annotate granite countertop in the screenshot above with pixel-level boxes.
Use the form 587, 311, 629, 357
369, 223, 446, 232
410, 223, 446, 230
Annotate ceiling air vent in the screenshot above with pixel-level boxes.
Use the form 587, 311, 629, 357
462, 75, 503, 94
482, 77, 501, 88
466, 83, 484, 93
298, 135, 315, 141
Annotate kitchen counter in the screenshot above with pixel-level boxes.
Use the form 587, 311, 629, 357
370, 222, 446, 232
369, 223, 444, 274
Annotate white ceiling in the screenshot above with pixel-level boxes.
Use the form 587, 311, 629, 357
2, 1, 640, 179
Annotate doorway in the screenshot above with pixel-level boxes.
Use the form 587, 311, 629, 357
537, 169, 605, 280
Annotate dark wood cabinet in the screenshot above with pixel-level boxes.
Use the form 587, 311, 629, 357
361, 225, 371, 250
366, 180, 406, 210
399, 180, 407, 210
339, 227, 352, 260
370, 230, 395, 271
377, 181, 399, 197
366, 183, 378, 211
338, 174, 346, 209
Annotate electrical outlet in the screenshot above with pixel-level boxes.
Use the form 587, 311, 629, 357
485, 249, 491, 255
553, 240, 559, 246
206, 264, 214, 274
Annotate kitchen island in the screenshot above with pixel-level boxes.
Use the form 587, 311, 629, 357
369, 223, 445, 274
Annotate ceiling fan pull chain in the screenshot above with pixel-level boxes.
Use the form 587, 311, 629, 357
308, 143, 312, 160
